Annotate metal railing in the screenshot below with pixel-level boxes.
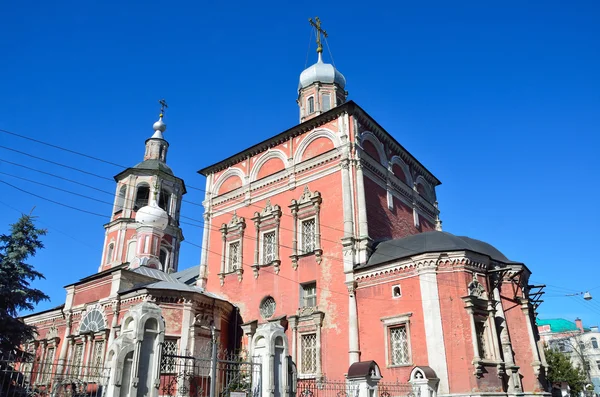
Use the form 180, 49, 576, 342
159, 349, 261, 397
296, 379, 359, 397
0, 353, 109, 397
377, 381, 418, 397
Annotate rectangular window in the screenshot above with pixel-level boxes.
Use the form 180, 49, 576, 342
301, 219, 316, 253
228, 241, 240, 272
160, 339, 178, 374
301, 333, 317, 374
308, 97, 315, 114
41, 347, 55, 382
475, 321, 489, 359
322, 94, 331, 111
72, 344, 84, 376
91, 341, 105, 378
389, 325, 410, 366
596, 360, 600, 370
262, 231, 276, 264
301, 282, 317, 308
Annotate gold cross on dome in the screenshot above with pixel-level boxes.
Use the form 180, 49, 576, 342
309, 17, 328, 54
158, 99, 168, 117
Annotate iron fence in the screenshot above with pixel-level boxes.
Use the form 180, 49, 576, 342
296, 379, 359, 397
0, 353, 109, 397
376, 381, 418, 397
159, 349, 261, 397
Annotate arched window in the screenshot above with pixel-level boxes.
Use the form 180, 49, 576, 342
592, 338, 598, 349
322, 93, 331, 112
115, 185, 127, 213
307, 97, 315, 114
126, 240, 137, 263
80, 309, 106, 333
106, 243, 114, 264
159, 247, 169, 270
158, 189, 171, 214
134, 184, 150, 210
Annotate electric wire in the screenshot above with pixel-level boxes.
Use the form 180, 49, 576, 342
1, 176, 476, 303
1, 128, 594, 307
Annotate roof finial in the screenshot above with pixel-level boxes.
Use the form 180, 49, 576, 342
309, 17, 328, 55
158, 98, 168, 118
152, 99, 168, 138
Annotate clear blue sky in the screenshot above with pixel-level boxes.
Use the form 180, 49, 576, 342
1, 1, 599, 324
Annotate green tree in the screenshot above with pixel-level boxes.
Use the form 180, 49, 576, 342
0, 214, 49, 357
545, 347, 588, 394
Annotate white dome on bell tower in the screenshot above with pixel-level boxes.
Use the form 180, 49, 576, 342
297, 17, 348, 123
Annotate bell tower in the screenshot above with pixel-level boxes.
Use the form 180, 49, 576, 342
99, 100, 186, 273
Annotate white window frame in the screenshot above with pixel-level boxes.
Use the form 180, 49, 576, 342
299, 332, 318, 376
261, 230, 277, 266
392, 284, 402, 298
381, 313, 412, 368
299, 217, 317, 255
307, 96, 315, 114
301, 282, 317, 308
227, 240, 241, 273
321, 93, 331, 112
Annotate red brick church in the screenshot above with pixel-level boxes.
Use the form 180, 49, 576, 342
21, 21, 549, 397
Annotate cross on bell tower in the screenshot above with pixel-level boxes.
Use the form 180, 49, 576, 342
309, 17, 328, 54
158, 99, 168, 117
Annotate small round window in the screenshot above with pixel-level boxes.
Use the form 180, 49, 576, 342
260, 296, 276, 319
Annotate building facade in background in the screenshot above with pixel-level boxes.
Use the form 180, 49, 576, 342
539, 318, 600, 393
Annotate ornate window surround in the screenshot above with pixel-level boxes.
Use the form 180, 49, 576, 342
251, 200, 282, 278
289, 186, 323, 269
381, 313, 413, 368
462, 273, 503, 378
219, 212, 246, 284
289, 310, 325, 380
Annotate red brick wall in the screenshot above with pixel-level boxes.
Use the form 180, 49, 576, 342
356, 274, 426, 381
364, 177, 419, 241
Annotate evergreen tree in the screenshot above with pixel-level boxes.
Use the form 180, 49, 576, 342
545, 346, 588, 394
0, 214, 49, 357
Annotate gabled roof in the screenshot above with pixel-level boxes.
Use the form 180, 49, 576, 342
197, 101, 440, 186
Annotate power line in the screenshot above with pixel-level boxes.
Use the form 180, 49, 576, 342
1, 127, 586, 302
1, 177, 472, 303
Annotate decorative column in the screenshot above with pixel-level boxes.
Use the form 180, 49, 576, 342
288, 316, 298, 362
57, 311, 73, 373
355, 162, 369, 238
521, 299, 544, 389
290, 208, 298, 270
347, 282, 360, 365
253, 218, 260, 277
340, 159, 354, 241
312, 312, 324, 380
180, 300, 193, 355
493, 287, 522, 392
198, 211, 211, 288
219, 226, 227, 285
107, 299, 120, 355
84, 334, 94, 378
418, 262, 449, 394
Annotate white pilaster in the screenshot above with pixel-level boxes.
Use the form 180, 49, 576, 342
418, 265, 449, 394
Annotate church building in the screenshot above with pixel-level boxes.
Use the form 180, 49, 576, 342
21, 20, 550, 397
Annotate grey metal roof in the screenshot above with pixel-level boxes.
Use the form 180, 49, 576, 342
172, 265, 200, 285
132, 266, 179, 282
361, 231, 519, 269
133, 159, 173, 175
